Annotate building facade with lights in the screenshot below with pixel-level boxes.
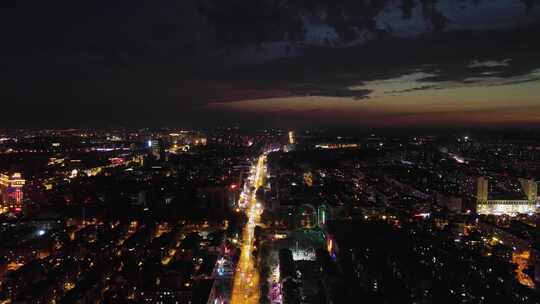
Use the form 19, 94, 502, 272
0, 172, 26, 213
476, 177, 537, 215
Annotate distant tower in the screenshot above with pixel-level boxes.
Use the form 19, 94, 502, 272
476, 177, 488, 203
148, 139, 166, 161
288, 131, 295, 145
303, 172, 313, 187
519, 178, 538, 202
0, 172, 26, 213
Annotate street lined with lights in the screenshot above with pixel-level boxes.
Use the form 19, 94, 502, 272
230, 153, 267, 304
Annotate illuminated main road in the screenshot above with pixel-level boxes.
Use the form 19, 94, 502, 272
231, 154, 267, 304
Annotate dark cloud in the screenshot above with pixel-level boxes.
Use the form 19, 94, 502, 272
386, 85, 437, 94
2, 1, 540, 127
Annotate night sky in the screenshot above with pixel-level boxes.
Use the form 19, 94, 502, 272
2, 0, 540, 128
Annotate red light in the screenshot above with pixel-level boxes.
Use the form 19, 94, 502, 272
14, 207, 22, 212
230, 184, 238, 190
414, 212, 430, 219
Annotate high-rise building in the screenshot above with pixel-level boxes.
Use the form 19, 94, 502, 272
303, 172, 313, 187
476, 177, 488, 203
476, 176, 537, 215
519, 178, 538, 201
0, 172, 26, 213
288, 131, 295, 145
536, 215, 540, 287
148, 139, 166, 161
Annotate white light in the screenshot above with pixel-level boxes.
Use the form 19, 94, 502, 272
37, 230, 46, 236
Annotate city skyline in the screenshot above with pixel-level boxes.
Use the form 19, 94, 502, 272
3, 1, 540, 303
0, 128, 539, 303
